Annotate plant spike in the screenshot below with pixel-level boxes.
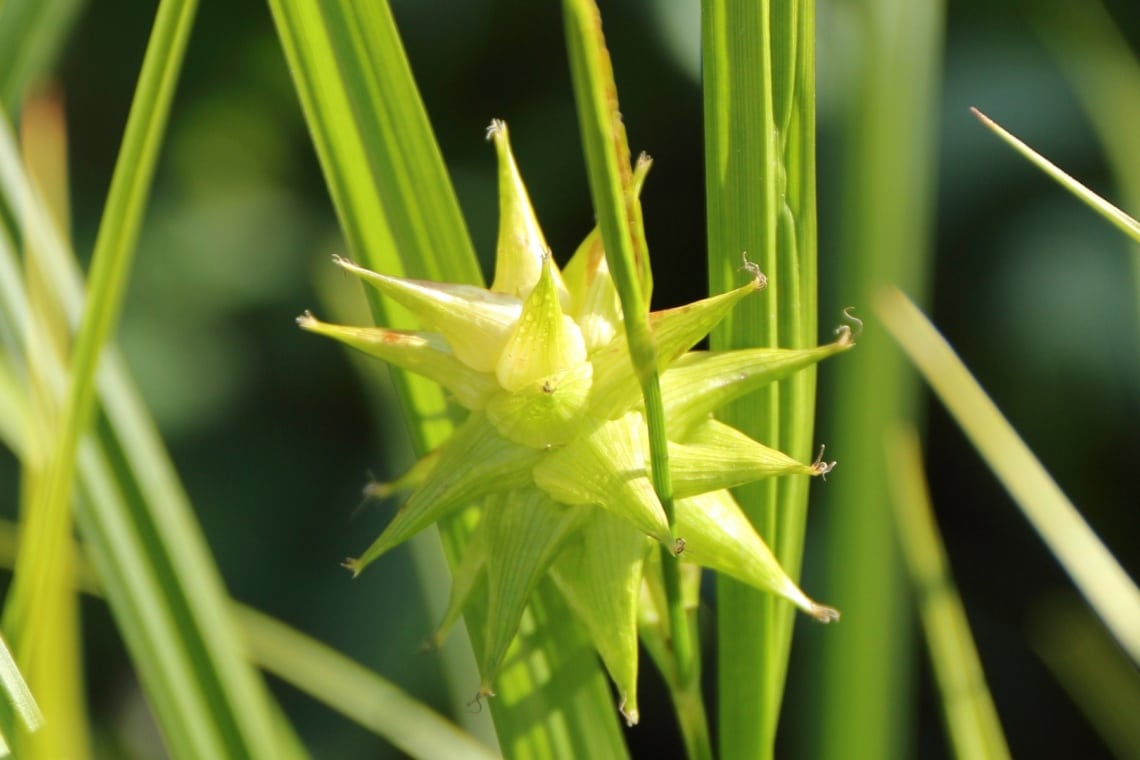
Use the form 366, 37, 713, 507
302, 117, 851, 728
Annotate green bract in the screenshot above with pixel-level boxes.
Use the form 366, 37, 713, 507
299, 120, 854, 725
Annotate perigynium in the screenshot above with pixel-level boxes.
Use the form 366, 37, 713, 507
299, 120, 853, 725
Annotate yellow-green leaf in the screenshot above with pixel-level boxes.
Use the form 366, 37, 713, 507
297, 313, 499, 410
551, 510, 649, 726
669, 418, 821, 498
533, 412, 670, 545
332, 255, 521, 373
486, 120, 568, 303
495, 258, 587, 392
480, 490, 588, 686
662, 339, 853, 439
676, 490, 838, 623
349, 414, 541, 572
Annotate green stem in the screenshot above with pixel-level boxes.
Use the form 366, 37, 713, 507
704, 2, 823, 757
643, 378, 692, 685
814, 0, 944, 755
703, 3, 781, 757
673, 674, 713, 760
561, 0, 698, 704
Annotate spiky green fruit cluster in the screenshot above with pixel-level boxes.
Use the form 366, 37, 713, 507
299, 120, 854, 725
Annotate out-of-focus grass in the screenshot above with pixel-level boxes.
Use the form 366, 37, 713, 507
886, 425, 1010, 760
0, 511, 497, 760
0, 0, 85, 115
877, 288, 1140, 665
0, 3, 306, 757
812, 0, 945, 758
1029, 596, 1140, 759
1036, 0, 1140, 330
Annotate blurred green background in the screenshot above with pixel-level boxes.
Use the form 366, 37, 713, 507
1, 0, 1138, 756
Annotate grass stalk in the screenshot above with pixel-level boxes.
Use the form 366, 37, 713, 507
9, 80, 80, 760
813, 0, 944, 756
970, 108, 1140, 244
0, 18, 307, 751
702, 2, 819, 756
885, 425, 1011, 760
561, 0, 695, 699
0, 488, 496, 760
0, 0, 85, 116
1029, 598, 1140, 759
2, 2, 199, 757
876, 288, 1140, 665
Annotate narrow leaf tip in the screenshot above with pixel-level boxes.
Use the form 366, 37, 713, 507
969, 105, 992, 126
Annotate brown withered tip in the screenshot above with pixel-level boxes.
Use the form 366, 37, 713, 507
810, 604, 841, 623
738, 251, 768, 290
835, 306, 863, 345
467, 686, 496, 713
812, 444, 837, 480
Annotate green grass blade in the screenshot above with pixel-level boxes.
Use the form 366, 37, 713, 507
0, 14, 307, 753
265, 0, 473, 452
765, 0, 819, 710
702, 5, 780, 755
0, 475, 492, 760
885, 425, 1011, 760
4, 0, 196, 655
237, 607, 499, 760
268, 2, 625, 755
812, 1, 944, 757
702, 3, 821, 756
0, 350, 41, 742
265, 3, 488, 732
0, 196, 290, 760
0, 355, 25, 456
561, 4, 701, 747
0, 631, 43, 746
2, 2, 200, 755
0, 0, 85, 115
5, 83, 84, 759
876, 287, 1140, 665
970, 108, 1140, 244
1029, 597, 1140, 759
